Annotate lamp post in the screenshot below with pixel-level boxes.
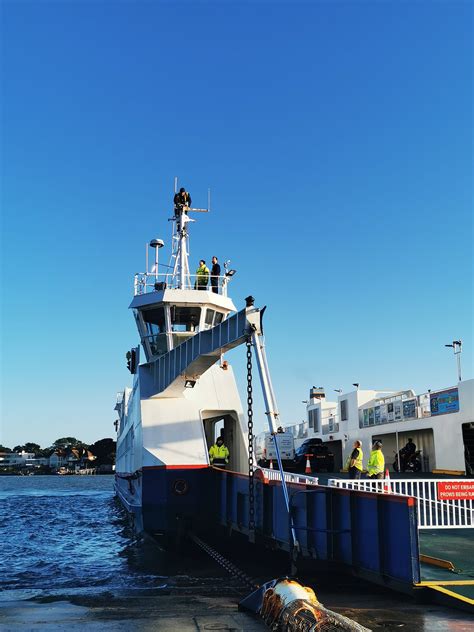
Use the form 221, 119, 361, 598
445, 340, 463, 382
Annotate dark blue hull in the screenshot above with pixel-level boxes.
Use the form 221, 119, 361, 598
115, 465, 212, 535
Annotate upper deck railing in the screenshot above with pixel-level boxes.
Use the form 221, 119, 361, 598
133, 272, 231, 297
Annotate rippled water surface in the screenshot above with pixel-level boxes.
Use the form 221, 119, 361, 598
0, 476, 177, 601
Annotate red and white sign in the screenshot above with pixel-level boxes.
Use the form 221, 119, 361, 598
437, 481, 474, 501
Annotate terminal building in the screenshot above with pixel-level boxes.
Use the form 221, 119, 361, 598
288, 379, 474, 473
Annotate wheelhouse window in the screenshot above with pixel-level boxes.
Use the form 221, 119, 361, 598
171, 306, 201, 332
142, 306, 166, 335
142, 307, 168, 357
205, 309, 215, 326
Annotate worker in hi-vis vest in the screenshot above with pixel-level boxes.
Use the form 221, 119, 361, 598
209, 436, 229, 469
348, 440, 363, 480
367, 441, 385, 479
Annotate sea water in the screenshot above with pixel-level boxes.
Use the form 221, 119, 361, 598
0, 475, 171, 601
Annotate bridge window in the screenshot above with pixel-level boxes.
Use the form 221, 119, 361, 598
205, 309, 215, 326
171, 306, 201, 332
142, 306, 166, 334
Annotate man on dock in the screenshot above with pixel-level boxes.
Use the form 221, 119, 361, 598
367, 441, 385, 479
209, 437, 229, 469
348, 440, 363, 479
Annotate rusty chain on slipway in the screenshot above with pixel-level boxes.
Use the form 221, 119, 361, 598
246, 337, 255, 533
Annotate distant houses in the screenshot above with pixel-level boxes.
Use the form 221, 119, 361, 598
0, 451, 49, 469
0, 447, 103, 474
49, 447, 96, 471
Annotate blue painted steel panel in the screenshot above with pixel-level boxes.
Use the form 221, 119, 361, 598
210, 470, 420, 589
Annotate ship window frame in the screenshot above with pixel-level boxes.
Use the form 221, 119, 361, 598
341, 399, 348, 421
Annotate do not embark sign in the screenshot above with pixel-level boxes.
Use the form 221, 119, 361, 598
437, 481, 474, 501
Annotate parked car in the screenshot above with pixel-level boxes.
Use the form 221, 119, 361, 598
293, 438, 335, 473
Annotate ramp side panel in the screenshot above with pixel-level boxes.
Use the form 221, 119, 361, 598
211, 472, 419, 589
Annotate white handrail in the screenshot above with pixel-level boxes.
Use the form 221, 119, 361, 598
328, 478, 474, 529
255, 466, 318, 487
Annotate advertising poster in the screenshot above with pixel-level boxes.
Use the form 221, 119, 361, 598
374, 406, 381, 424
394, 403, 402, 421
380, 404, 388, 424
387, 402, 394, 422
430, 388, 460, 416
368, 408, 375, 425
403, 399, 416, 419
363, 409, 369, 426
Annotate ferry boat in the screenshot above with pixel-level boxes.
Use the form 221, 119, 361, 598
289, 379, 474, 475
112, 185, 474, 610
113, 187, 283, 536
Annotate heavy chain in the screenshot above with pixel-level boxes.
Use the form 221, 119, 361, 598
246, 338, 255, 532
189, 533, 258, 591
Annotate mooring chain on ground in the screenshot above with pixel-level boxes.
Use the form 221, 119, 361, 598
190, 533, 258, 591
246, 337, 255, 533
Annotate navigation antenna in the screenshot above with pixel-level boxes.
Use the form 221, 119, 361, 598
169, 178, 210, 289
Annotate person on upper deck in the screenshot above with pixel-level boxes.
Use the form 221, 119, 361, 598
210, 256, 221, 294
174, 187, 192, 215
195, 260, 209, 290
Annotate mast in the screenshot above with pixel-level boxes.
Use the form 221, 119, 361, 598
169, 183, 208, 289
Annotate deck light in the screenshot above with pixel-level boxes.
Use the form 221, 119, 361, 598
245, 295, 255, 307
185, 379, 196, 388
225, 269, 236, 277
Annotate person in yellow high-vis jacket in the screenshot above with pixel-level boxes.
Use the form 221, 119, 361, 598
209, 437, 229, 469
348, 440, 363, 480
367, 441, 385, 479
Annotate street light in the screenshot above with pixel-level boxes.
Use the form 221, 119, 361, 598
445, 340, 463, 382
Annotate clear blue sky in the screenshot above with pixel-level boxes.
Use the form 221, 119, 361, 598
1, 1, 472, 448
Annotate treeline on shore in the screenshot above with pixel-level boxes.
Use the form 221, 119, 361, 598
0, 436, 116, 475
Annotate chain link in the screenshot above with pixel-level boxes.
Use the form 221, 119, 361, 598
246, 338, 255, 532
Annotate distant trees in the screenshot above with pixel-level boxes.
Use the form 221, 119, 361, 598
13, 442, 41, 454
1, 436, 116, 465
52, 437, 85, 449
89, 438, 116, 466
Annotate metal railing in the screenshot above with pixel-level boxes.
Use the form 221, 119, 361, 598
255, 466, 319, 487
328, 478, 474, 529
133, 272, 230, 296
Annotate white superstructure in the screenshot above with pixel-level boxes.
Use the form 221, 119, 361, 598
115, 192, 250, 483
289, 380, 474, 473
